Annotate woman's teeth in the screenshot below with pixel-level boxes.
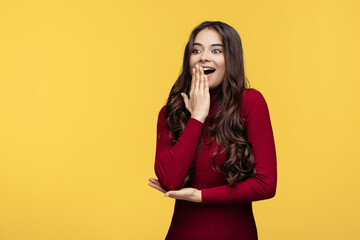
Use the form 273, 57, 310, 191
203, 68, 216, 75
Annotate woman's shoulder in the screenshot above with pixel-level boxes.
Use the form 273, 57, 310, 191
240, 88, 270, 118
159, 104, 166, 113
158, 105, 167, 121
241, 88, 268, 106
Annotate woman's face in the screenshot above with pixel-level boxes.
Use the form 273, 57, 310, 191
189, 28, 226, 89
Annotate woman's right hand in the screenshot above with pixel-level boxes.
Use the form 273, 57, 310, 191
181, 64, 210, 123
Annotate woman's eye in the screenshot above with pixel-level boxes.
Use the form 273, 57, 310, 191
192, 49, 222, 54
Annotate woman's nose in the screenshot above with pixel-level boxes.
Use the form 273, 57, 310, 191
200, 51, 211, 62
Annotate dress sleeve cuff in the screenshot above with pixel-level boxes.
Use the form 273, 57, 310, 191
188, 117, 204, 126
201, 188, 213, 204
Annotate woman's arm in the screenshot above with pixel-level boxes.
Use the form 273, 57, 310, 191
201, 89, 277, 204
154, 105, 204, 191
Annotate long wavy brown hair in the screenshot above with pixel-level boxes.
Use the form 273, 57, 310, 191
163, 21, 256, 188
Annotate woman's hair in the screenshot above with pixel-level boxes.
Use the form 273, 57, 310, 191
163, 21, 256, 187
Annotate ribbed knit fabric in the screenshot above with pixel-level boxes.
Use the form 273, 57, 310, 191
154, 87, 277, 240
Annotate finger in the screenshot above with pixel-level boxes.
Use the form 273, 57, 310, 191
204, 74, 209, 92
148, 182, 166, 193
148, 182, 164, 193
195, 65, 199, 92
165, 191, 177, 198
199, 67, 204, 93
148, 178, 166, 191
195, 64, 200, 84
190, 67, 195, 97
148, 181, 159, 189
148, 178, 159, 184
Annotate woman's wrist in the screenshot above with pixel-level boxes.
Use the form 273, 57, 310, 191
195, 189, 202, 203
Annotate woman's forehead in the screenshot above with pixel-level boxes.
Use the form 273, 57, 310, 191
193, 29, 223, 46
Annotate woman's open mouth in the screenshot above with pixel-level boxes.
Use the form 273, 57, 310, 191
203, 67, 216, 78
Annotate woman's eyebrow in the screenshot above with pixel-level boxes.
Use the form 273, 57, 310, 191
192, 42, 224, 47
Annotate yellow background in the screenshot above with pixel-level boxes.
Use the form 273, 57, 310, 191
0, 0, 359, 239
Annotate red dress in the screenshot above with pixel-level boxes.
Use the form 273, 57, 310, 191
154, 87, 277, 240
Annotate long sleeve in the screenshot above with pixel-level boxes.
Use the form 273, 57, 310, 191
201, 89, 277, 204
154, 105, 205, 191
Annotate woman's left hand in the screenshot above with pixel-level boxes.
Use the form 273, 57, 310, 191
148, 178, 202, 203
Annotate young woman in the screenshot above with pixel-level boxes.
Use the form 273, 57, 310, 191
148, 21, 277, 240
